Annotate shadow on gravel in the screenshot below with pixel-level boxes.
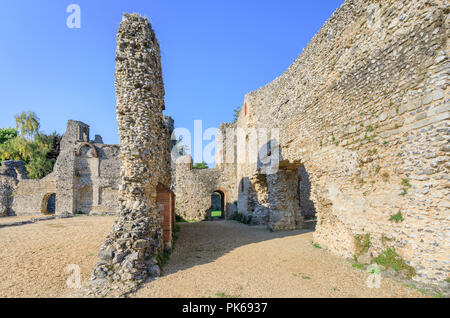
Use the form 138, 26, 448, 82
159, 220, 314, 277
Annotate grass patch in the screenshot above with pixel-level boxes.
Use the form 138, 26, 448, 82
312, 242, 322, 249
302, 275, 311, 280
373, 248, 416, 279
389, 211, 404, 223
352, 262, 366, 270
351, 255, 368, 270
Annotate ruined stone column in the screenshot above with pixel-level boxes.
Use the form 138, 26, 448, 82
88, 13, 166, 296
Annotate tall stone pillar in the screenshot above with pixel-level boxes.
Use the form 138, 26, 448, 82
88, 13, 166, 296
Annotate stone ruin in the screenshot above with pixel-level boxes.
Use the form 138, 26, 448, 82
175, 0, 449, 288
87, 13, 173, 296
1, 0, 448, 295
0, 120, 122, 217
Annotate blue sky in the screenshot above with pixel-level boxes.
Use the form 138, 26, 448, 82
0, 0, 343, 164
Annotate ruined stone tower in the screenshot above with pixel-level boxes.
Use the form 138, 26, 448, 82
88, 13, 172, 296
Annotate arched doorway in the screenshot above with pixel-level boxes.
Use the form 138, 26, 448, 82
41, 193, 56, 215
210, 188, 228, 219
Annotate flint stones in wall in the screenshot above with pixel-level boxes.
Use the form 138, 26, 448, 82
87, 13, 171, 297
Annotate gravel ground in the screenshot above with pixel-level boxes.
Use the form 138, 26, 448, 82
0, 217, 423, 298
0, 215, 115, 298
133, 221, 424, 298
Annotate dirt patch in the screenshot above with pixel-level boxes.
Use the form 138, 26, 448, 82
0, 215, 115, 298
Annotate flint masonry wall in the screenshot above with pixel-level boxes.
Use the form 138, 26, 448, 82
0, 120, 122, 217
175, 123, 238, 221
89, 14, 172, 295
0, 161, 28, 216
11, 173, 56, 214
233, 0, 448, 285
175, 156, 237, 220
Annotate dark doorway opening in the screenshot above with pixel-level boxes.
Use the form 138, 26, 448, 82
41, 193, 56, 214
211, 191, 224, 219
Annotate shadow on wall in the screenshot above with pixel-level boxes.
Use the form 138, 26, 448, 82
298, 166, 316, 220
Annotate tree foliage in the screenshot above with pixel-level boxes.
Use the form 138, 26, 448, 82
0, 128, 18, 144
0, 113, 60, 179
15, 111, 40, 140
192, 161, 209, 169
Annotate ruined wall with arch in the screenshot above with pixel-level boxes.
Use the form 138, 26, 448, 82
0, 120, 122, 217
229, 0, 449, 286
175, 154, 237, 221
11, 174, 57, 215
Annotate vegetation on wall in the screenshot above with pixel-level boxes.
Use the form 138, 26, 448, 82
232, 108, 240, 124
373, 248, 416, 279
0, 112, 61, 179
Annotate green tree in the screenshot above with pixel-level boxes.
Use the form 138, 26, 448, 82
15, 111, 40, 140
0, 113, 60, 179
193, 161, 209, 169
0, 128, 18, 144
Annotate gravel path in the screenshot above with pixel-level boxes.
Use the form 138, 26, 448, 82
0, 217, 423, 298
133, 221, 423, 298
0, 215, 115, 298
